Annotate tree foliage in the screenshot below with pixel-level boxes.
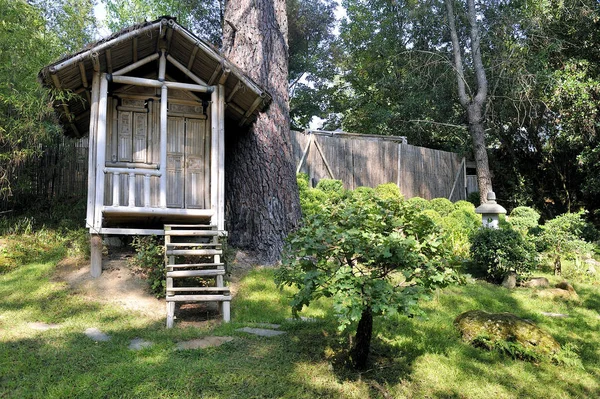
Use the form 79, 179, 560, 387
277, 182, 460, 368
0, 0, 94, 202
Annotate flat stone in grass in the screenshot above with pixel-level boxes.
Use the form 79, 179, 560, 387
237, 327, 286, 337
454, 310, 561, 356
129, 338, 153, 350
176, 336, 234, 350
536, 281, 579, 300
84, 327, 111, 342
540, 312, 569, 318
522, 277, 550, 288
253, 323, 281, 329
28, 322, 62, 331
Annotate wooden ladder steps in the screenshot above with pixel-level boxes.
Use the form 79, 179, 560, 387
166, 294, 232, 302
166, 243, 222, 248
166, 249, 222, 256
164, 230, 222, 236
168, 287, 230, 292
167, 269, 225, 278
167, 263, 224, 269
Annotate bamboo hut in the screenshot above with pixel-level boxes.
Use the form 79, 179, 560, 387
39, 17, 272, 325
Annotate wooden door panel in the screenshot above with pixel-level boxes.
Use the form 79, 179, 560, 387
167, 117, 185, 208
185, 118, 206, 208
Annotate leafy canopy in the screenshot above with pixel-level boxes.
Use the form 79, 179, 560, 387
276, 182, 460, 332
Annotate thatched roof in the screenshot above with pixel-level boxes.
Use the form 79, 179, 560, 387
39, 17, 272, 137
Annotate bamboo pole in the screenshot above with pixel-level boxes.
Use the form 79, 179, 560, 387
166, 55, 208, 86
93, 73, 109, 230
86, 72, 100, 228
111, 75, 213, 93
218, 84, 225, 231
210, 87, 218, 225
113, 53, 160, 76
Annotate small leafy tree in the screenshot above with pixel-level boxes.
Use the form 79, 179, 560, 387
276, 184, 459, 369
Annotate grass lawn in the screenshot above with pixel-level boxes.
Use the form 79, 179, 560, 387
1, 253, 599, 398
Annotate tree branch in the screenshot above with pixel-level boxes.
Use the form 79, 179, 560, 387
467, 0, 487, 105
444, 0, 470, 107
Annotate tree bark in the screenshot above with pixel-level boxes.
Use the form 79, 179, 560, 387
352, 306, 373, 370
222, 0, 301, 263
445, 0, 493, 204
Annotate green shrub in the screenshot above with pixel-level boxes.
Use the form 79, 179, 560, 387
129, 236, 165, 298
374, 183, 403, 202
429, 198, 454, 216
315, 178, 345, 195
454, 200, 476, 213
467, 191, 480, 207
508, 206, 541, 234
405, 197, 430, 212
470, 228, 537, 282
443, 208, 481, 258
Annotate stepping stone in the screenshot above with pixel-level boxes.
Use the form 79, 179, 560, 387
129, 338, 153, 350
84, 327, 111, 342
253, 323, 281, 329
28, 322, 62, 331
541, 312, 569, 318
237, 327, 286, 337
176, 336, 234, 350
286, 316, 317, 323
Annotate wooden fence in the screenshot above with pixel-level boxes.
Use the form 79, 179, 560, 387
0, 136, 88, 211
292, 130, 476, 201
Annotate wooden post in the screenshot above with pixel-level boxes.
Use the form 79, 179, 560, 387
86, 72, 100, 228
210, 86, 218, 226
112, 172, 120, 206
218, 84, 225, 231
128, 172, 135, 207
90, 234, 103, 278
93, 74, 108, 231
159, 50, 168, 208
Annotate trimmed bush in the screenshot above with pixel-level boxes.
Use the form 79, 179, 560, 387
508, 206, 540, 234
429, 198, 454, 216
470, 227, 537, 282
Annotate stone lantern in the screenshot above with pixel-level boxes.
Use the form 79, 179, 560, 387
475, 191, 506, 229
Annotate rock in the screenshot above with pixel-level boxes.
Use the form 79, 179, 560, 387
84, 327, 111, 342
454, 310, 561, 356
585, 260, 597, 275
103, 236, 123, 248
536, 288, 579, 300
236, 327, 286, 337
28, 322, 62, 331
555, 281, 576, 293
176, 336, 234, 350
521, 277, 549, 288
502, 272, 517, 289
129, 338, 153, 350
540, 312, 569, 318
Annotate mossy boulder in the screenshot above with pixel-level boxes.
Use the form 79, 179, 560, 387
454, 310, 561, 357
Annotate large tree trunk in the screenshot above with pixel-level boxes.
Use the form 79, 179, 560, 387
352, 306, 373, 370
222, 0, 301, 263
445, 0, 493, 204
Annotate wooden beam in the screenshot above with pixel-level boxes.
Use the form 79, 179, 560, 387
93, 73, 109, 230
218, 69, 231, 85
296, 133, 313, 174
78, 62, 89, 88
113, 53, 159, 76
111, 75, 213, 93
159, 50, 167, 208
132, 37, 138, 62
86, 72, 100, 228
210, 86, 218, 225
218, 84, 225, 231
187, 46, 199, 70
90, 234, 102, 278
166, 54, 208, 85
104, 167, 161, 176
226, 81, 242, 103
49, 22, 160, 73
239, 95, 265, 126
105, 48, 113, 74
207, 64, 222, 85
91, 51, 100, 72
313, 136, 335, 179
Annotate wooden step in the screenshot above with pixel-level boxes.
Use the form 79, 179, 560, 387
167, 287, 230, 292
165, 230, 222, 237
166, 249, 222, 256
167, 269, 225, 278
165, 224, 217, 228
166, 294, 231, 302
166, 263, 225, 269
166, 243, 222, 248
